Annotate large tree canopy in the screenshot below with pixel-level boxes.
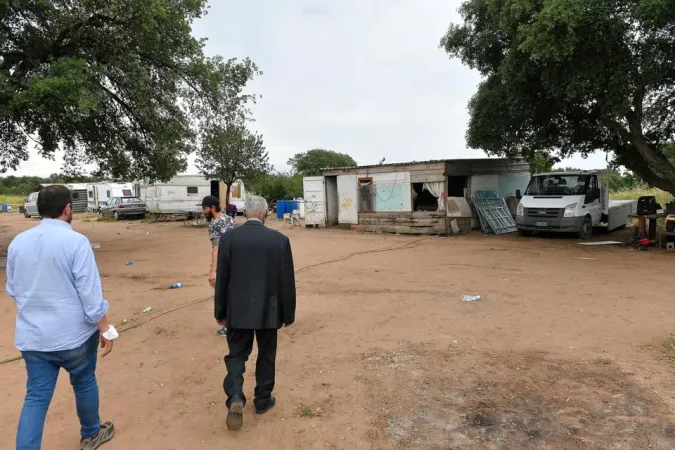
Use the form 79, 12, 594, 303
1, 0, 257, 181
287, 149, 357, 176
441, 0, 675, 194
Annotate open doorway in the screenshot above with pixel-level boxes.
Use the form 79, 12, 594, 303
210, 180, 220, 198
325, 176, 338, 226
447, 176, 467, 197
412, 183, 439, 211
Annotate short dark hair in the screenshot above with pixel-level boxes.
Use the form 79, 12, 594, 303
37, 185, 72, 219
201, 195, 221, 212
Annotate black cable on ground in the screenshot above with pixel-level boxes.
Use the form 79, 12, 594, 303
0, 236, 430, 366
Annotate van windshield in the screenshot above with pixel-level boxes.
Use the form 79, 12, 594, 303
525, 174, 590, 196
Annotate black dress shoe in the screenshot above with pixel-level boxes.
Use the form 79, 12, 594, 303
227, 398, 244, 431
255, 395, 276, 415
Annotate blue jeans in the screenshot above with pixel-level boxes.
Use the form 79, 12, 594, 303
17, 332, 101, 450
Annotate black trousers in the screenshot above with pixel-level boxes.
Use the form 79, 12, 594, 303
224, 329, 277, 409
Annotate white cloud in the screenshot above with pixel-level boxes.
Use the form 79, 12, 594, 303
7, 0, 607, 177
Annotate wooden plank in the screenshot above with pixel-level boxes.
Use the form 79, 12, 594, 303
410, 173, 446, 183
363, 225, 446, 235
359, 212, 445, 219
359, 219, 445, 226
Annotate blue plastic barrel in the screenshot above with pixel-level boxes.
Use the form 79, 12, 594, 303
287, 200, 299, 214
276, 200, 287, 219
1, 204, 7, 212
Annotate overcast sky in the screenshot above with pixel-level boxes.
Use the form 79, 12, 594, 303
8, 0, 606, 177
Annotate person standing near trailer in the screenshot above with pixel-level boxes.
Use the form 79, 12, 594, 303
202, 196, 235, 337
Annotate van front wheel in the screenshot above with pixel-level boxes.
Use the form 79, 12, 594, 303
578, 216, 593, 240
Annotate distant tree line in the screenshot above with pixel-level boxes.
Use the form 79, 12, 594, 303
249, 149, 357, 203
0, 174, 104, 197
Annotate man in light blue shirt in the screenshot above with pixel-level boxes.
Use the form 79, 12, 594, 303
6, 185, 118, 450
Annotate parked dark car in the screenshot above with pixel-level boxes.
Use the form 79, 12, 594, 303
99, 197, 147, 220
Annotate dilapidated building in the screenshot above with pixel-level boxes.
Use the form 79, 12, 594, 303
302, 158, 531, 235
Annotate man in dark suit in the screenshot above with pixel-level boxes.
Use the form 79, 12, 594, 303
214, 195, 296, 431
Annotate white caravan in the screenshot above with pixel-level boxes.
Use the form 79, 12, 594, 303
228, 180, 246, 214
516, 170, 637, 239
86, 183, 134, 209
140, 175, 215, 214
139, 176, 247, 215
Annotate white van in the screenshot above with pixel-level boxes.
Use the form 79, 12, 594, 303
516, 171, 636, 239
23, 192, 40, 218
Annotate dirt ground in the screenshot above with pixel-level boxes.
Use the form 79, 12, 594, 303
1, 213, 674, 450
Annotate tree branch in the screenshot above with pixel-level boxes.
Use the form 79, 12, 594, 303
615, 140, 675, 192
94, 81, 151, 141
624, 111, 675, 181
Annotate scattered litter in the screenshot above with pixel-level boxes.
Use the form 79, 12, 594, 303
578, 241, 623, 246
91, 243, 101, 249
142, 307, 152, 313
169, 282, 183, 289
122, 319, 128, 324
576, 257, 597, 260
461, 295, 481, 302
125, 261, 133, 265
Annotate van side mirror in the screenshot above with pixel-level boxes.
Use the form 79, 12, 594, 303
516, 189, 522, 199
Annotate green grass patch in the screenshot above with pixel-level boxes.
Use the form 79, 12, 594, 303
597, 357, 613, 365
0, 194, 26, 207
610, 187, 673, 206
298, 406, 317, 418
664, 337, 675, 362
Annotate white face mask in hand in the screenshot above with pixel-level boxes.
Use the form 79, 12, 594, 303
102, 325, 119, 341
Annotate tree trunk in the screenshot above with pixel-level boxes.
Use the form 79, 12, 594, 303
224, 183, 231, 210
624, 112, 675, 195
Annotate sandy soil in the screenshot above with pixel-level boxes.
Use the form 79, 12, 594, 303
0, 213, 674, 449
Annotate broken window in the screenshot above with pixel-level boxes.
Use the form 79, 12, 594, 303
412, 183, 439, 211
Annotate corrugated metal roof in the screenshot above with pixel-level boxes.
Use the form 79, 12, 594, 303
321, 157, 528, 172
